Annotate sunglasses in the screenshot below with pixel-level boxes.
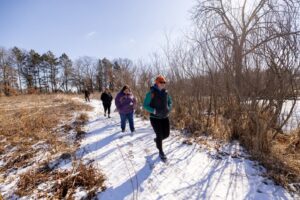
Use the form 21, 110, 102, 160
159, 82, 166, 84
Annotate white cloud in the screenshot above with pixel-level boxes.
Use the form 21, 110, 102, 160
85, 31, 96, 39
129, 38, 136, 44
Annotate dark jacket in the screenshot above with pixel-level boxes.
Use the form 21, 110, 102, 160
143, 85, 172, 119
101, 92, 113, 104
84, 90, 90, 97
115, 91, 136, 114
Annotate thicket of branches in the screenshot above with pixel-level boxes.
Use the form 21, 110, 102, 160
142, 0, 300, 191
111, 0, 300, 191
178, 0, 300, 152
161, 0, 300, 191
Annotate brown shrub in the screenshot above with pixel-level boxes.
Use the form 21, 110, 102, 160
89, 91, 101, 100
62, 124, 73, 132
16, 162, 106, 198
16, 169, 51, 196
4, 151, 36, 170
76, 113, 89, 124
75, 126, 87, 140
53, 163, 106, 199
169, 95, 300, 194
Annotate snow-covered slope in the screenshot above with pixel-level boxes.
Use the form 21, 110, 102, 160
76, 99, 297, 200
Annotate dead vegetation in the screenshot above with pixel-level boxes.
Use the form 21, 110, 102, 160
53, 163, 106, 199
89, 91, 101, 100
0, 94, 106, 198
16, 162, 106, 199
264, 131, 300, 191
170, 98, 300, 194
73, 113, 89, 140
0, 94, 91, 171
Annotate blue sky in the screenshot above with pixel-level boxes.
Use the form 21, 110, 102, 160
0, 0, 195, 60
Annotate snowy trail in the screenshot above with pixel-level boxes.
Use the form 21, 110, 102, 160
77, 99, 296, 200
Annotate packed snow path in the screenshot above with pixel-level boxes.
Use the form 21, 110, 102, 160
76, 99, 296, 200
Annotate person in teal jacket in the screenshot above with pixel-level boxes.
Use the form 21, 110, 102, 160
143, 75, 172, 161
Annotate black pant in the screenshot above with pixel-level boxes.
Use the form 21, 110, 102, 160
103, 103, 111, 115
150, 117, 170, 153
85, 96, 90, 102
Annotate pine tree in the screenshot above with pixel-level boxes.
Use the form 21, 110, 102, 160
59, 53, 73, 92
44, 51, 59, 92
22, 49, 40, 90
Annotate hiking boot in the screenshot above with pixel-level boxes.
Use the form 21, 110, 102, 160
104, 113, 106, 117
108, 114, 111, 118
121, 129, 125, 132
159, 152, 167, 161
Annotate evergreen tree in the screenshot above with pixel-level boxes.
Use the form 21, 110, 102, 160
59, 53, 73, 92
44, 51, 59, 92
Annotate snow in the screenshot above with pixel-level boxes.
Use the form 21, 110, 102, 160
0, 177, 19, 199
282, 100, 300, 132
0, 97, 298, 199
73, 188, 88, 200
75, 98, 298, 200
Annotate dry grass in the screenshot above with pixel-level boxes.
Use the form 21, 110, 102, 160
16, 169, 52, 196
194, 116, 300, 193
260, 132, 300, 192
207, 113, 300, 193
0, 94, 90, 143
73, 113, 89, 140
53, 163, 106, 199
0, 94, 91, 171
0, 94, 96, 197
170, 98, 300, 194
89, 91, 101, 100
75, 113, 89, 124
16, 162, 106, 199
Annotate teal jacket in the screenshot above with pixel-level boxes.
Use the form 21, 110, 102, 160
143, 87, 172, 119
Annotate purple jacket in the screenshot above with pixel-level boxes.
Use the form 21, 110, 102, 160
115, 91, 137, 114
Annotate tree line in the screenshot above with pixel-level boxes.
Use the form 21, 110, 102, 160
0, 47, 137, 95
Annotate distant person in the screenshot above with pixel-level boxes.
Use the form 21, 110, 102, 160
84, 89, 90, 102
101, 88, 113, 118
143, 75, 172, 162
115, 85, 136, 133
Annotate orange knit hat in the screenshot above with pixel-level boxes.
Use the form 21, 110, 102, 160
155, 75, 167, 84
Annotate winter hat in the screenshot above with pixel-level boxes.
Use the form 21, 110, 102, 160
155, 75, 167, 84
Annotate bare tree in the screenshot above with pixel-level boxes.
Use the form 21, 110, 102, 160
0, 47, 18, 96
190, 0, 300, 152
11, 47, 26, 93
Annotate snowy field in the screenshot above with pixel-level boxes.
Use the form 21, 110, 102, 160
75, 99, 298, 200
282, 100, 300, 132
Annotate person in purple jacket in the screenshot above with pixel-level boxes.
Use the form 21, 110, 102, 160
115, 85, 137, 133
